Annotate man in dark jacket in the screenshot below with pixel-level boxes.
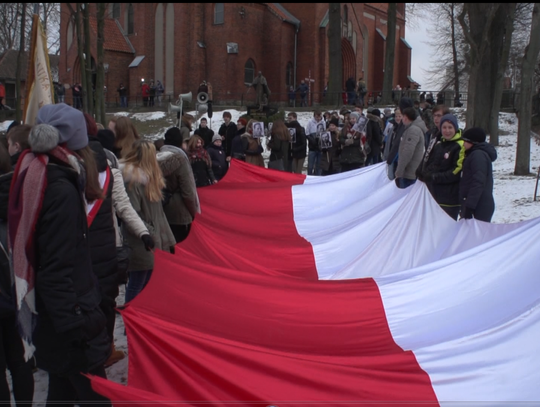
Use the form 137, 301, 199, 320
286, 112, 307, 174
10, 105, 111, 404
194, 118, 215, 148
459, 127, 497, 222
365, 109, 384, 166
218, 111, 237, 162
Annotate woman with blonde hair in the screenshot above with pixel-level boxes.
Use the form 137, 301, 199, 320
243, 119, 265, 167
266, 119, 290, 171
120, 140, 175, 303
186, 135, 217, 187
114, 116, 140, 158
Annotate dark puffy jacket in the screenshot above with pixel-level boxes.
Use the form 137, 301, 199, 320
219, 122, 238, 158
286, 121, 307, 159
366, 113, 384, 159
194, 126, 215, 149
207, 144, 228, 180
422, 131, 465, 207
33, 164, 109, 375
459, 143, 497, 222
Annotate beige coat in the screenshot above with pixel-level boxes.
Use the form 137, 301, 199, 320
120, 163, 176, 271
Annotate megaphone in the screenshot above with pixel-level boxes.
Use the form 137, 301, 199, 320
197, 92, 208, 104
168, 92, 192, 126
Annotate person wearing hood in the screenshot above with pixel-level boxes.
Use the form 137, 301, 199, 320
386, 97, 414, 179
9, 103, 111, 404
207, 134, 228, 180
394, 108, 427, 188
230, 118, 248, 161
194, 117, 215, 148
157, 127, 200, 243
459, 128, 497, 222
418, 113, 465, 220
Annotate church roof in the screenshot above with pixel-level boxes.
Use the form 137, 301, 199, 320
88, 17, 135, 54
266, 3, 301, 28
0, 49, 59, 81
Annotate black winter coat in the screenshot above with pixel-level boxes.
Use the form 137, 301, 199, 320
421, 132, 465, 207
286, 121, 307, 159
194, 126, 215, 149
459, 143, 497, 222
33, 163, 109, 375
339, 124, 365, 166
207, 144, 228, 180
230, 133, 248, 161
219, 122, 238, 158
88, 141, 118, 310
366, 114, 384, 160
0, 172, 13, 318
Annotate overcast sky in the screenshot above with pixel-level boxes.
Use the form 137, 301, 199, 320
404, 23, 432, 89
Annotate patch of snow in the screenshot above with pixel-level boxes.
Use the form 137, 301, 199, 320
131, 111, 167, 122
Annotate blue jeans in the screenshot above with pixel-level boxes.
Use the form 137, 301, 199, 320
125, 269, 153, 303
347, 92, 356, 105
307, 151, 321, 175
120, 96, 127, 107
300, 94, 307, 107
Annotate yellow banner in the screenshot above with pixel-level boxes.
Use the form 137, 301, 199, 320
23, 14, 54, 125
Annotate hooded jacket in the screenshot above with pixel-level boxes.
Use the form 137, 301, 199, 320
459, 142, 498, 222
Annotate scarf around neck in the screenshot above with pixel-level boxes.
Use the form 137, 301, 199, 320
8, 146, 82, 360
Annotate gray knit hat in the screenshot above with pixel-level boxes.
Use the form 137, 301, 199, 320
36, 103, 88, 151
439, 114, 459, 132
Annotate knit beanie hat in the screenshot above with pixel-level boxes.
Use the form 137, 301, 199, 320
462, 127, 486, 144
383, 108, 392, 117
212, 134, 222, 143
371, 108, 381, 118
164, 126, 183, 147
439, 114, 459, 132
399, 97, 414, 112
329, 118, 339, 127
349, 111, 361, 121
96, 129, 116, 152
36, 103, 88, 151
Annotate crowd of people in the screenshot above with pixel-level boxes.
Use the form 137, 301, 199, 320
0, 94, 497, 404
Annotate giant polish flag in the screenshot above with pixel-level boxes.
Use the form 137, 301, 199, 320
91, 161, 540, 406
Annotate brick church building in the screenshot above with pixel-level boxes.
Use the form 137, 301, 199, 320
59, 3, 413, 106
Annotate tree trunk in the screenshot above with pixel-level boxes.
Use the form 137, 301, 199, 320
515, 3, 540, 175
15, 3, 26, 122
96, 3, 106, 125
328, 3, 342, 108
83, 3, 93, 115
488, 3, 516, 147
458, 4, 500, 130
450, 3, 460, 99
75, 4, 87, 111
382, 3, 397, 104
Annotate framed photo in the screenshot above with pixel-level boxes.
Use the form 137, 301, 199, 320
352, 116, 368, 134
320, 131, 332, 149
252, 121, 264, 138
317, 122, 325, 135
288, 127, 297, 143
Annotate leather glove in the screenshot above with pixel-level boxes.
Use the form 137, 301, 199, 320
394, 177, 402, 188
141, 234, 155, 251
461, 206, 474, 219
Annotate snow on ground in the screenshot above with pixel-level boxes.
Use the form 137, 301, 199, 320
4, 108, 540, 405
